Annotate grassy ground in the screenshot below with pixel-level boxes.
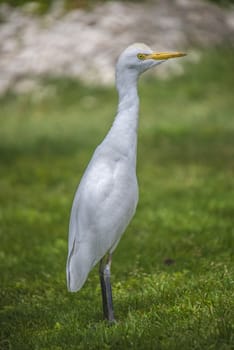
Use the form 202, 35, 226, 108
0, 49, 234, 349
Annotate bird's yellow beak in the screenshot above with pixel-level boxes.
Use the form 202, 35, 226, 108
147, 52, 187, 60
137, 51, 187, 61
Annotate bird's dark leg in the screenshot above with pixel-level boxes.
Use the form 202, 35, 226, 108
99, 254, 115, 323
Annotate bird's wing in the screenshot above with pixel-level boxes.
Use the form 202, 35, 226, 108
67, 151, 114, 253
66, 148, 138, 292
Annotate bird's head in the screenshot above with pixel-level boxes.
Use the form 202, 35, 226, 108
116, 43, 186, 83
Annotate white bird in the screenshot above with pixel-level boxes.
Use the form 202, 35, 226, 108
66, 43, 186, 322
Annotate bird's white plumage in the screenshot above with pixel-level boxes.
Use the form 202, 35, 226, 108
66, 43, 176, 292
67, 143, 138, 291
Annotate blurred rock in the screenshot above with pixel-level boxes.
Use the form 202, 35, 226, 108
0, 0, 233, 95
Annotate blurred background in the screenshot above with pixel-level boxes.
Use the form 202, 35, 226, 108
0, 0, 234, 92
0, 1, 234, 349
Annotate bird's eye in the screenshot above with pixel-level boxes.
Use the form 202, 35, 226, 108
137, 53, 146, 60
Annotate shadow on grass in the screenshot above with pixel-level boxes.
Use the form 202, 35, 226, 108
0, 135, 92, 162
1, 127, 234, 171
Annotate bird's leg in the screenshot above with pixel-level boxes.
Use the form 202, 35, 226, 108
99, 254, 115, 323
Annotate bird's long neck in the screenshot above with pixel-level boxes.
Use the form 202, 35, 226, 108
105, 71, 139, 167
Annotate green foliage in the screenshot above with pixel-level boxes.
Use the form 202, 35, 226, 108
1, 0, 233, 14
0, 0, 52, 12
208, 0, 234, 5
1, 0, 234, 11
0, 0, 145, 13
0, 49, 234, 349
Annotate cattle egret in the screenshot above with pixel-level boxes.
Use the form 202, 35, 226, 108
66, 43, 186, 322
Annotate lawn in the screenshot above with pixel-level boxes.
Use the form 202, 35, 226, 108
0, 49, 233, 350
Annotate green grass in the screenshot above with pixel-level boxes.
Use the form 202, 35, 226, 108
0, 49, 234, 349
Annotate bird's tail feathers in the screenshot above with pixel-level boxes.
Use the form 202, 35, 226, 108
66, 242, 92, 292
